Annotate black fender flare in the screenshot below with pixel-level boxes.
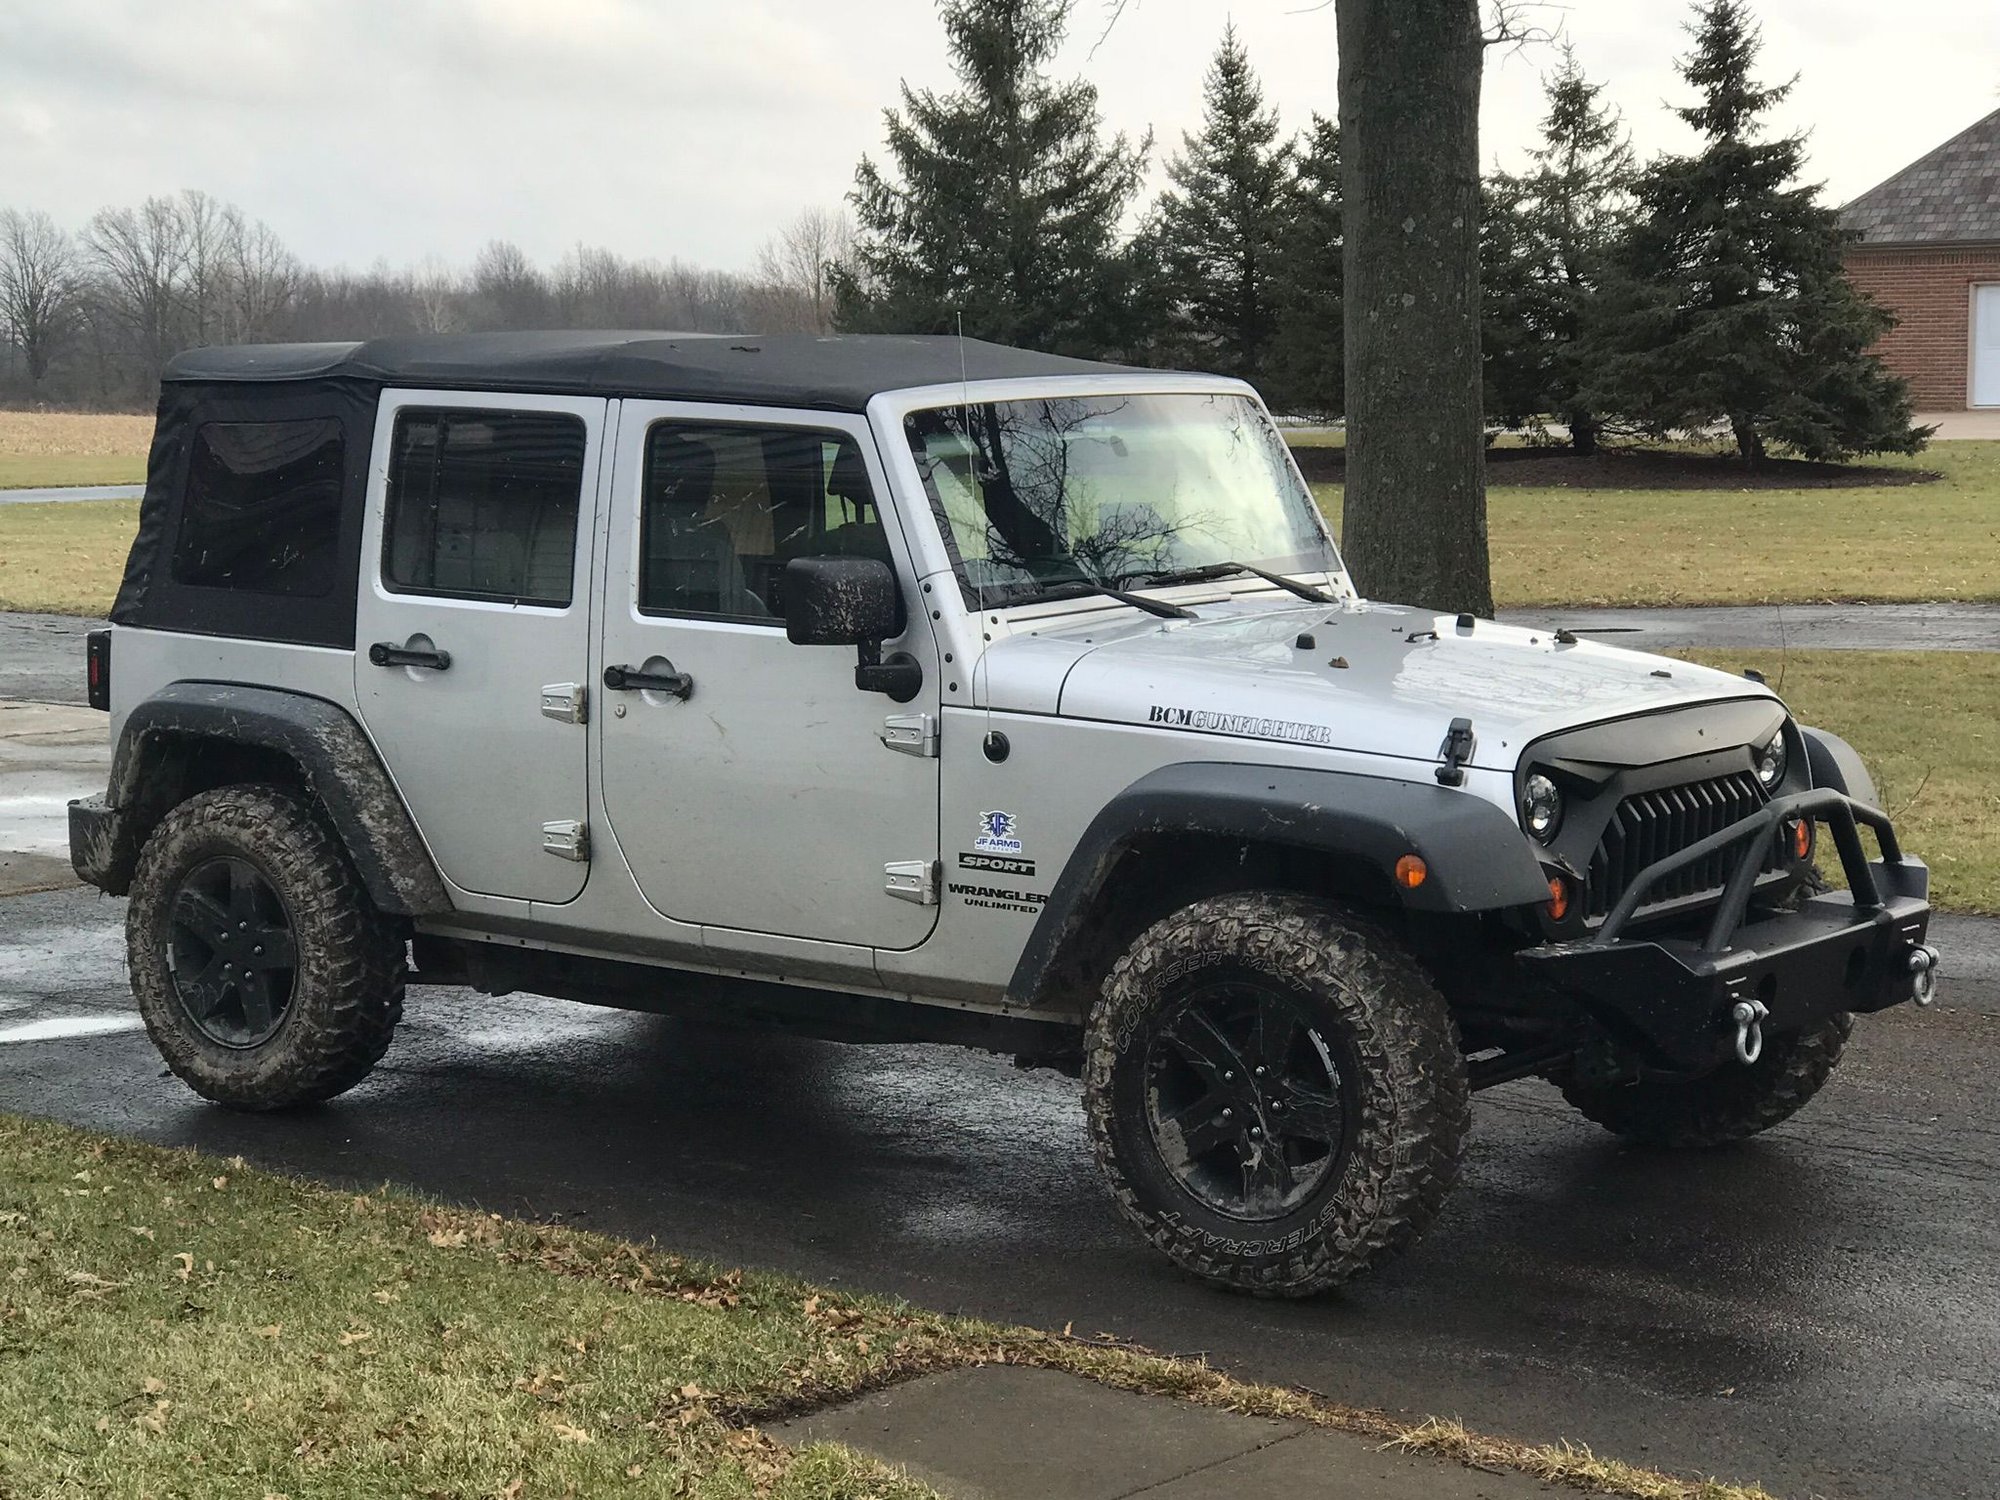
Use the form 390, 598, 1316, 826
1006, 761, 1551, 1007
70, 681, 452, 916
1801, 725, 1878, 808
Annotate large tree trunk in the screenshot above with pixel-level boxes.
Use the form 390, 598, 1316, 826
1336, 0, 1492, 616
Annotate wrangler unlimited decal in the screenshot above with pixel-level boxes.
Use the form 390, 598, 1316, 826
1148, 704, 1335, 746
948, 881, 1048, 915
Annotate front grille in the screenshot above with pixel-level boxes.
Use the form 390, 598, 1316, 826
1586, 771, 1778, 920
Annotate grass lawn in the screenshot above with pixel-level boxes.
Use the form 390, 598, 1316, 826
1682, 649, 2000, 914
1311, 440, 2000, 608
0, 499, 140, 616
0, 454, 147, 488
0, 1112, 1778, 1500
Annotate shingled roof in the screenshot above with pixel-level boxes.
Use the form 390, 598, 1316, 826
1841, 107, 2000, 246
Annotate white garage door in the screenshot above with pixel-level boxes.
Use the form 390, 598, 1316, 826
1976, 284, 2000, 408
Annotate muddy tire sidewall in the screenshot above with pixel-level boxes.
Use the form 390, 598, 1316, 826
1084, 891, 1469, 1297
127, 785, 403, 1110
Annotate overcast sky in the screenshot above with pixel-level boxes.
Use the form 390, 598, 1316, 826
2, 0, 1994, 275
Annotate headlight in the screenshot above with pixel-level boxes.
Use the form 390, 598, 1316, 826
1520, 772, 1563, 842
1755, 732, 1788, 788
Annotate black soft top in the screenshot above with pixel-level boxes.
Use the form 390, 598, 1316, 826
163, 332, 1156, 413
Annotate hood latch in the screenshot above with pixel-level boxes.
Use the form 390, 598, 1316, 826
1435, 717, 1476, 787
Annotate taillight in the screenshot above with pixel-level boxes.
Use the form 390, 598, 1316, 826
86, 630, 110, 711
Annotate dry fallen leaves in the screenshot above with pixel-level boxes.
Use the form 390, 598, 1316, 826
548, 1420, 592, 1444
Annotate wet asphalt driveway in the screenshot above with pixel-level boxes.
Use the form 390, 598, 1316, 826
3, 885, 1998, 1500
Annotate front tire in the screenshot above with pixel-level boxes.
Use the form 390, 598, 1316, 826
1083, 892, 1469, 1297
1560, 1012, 1852, 1148
127, 785, 404, 1110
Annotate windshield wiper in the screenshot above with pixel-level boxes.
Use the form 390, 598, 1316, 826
1129, 560, 1336, 604
1032, 580, 1199, 621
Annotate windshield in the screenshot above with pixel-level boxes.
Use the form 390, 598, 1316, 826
904, 392, 1338, 607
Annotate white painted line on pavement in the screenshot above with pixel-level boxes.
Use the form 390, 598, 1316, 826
0, 1014, 145, 1043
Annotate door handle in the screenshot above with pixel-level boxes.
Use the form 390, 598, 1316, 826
368, 641, 452, 671
603, 661, 693, 700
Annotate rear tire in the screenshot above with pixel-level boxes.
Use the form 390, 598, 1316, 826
1083, 892, 1469, 1297
1560, 1012, 1852, 1148
126, 785, 404, 1110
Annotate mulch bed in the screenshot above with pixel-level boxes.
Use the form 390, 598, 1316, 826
1288, 444, 1942, 490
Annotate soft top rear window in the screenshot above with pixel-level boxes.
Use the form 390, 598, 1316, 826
170, 419, 345, 596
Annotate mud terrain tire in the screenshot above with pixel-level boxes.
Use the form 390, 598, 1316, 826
127, 785, 404, 1110
1083, 892, 1469, 1296
1560, 1012, 1852, 1148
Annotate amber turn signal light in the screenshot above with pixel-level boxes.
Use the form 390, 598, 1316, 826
1394, 854, 1428, 889
1545, 874, 1571, 922
1781, 819, 1813, 860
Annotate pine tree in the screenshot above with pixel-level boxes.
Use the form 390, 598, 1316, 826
833, 0, 1149, 357
1153, 24, 1292, 380
1267, 115, 1344, 418
1482, 45, 1633, 452
1583, 0, 1923, 463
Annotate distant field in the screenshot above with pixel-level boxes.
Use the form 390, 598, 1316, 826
0, 410, 150, 489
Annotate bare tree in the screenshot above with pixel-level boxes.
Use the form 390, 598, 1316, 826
469, 239, 553, 330
756, 206, 852, 333
83, 194, 194, 379
177, 190, 230, 347
0, 208, 81, 386
218, 207, 301, 343
407, 255, 462, 334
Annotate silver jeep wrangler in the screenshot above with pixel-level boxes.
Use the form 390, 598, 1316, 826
71, 332, 1937, 1294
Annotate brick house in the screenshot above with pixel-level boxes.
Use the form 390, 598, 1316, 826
1841, 107, 2000, 410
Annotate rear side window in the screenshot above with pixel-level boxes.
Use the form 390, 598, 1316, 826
383, 410, 586, 606
171, 419, 344, 595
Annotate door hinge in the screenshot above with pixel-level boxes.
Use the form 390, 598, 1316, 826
540, 682, 588, 725
542, 819, 590, 862
880, 713, 938, 758
884, 859, 939, 905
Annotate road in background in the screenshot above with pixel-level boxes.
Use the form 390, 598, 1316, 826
0, 485, 142, 505
1499, 601, 2000, 653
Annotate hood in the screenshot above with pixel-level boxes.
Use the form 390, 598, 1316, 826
979, 598, 1777, 771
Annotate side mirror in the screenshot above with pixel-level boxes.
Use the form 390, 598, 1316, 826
783, 556, 902, 646
783, 556, 923, 703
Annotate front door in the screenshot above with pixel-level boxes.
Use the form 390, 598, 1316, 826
1975, 284, 2000, 408
354, 391, 605, 904
597, 403, 941, 949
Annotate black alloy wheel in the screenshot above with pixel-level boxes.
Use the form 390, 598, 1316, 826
165, 855, 300, 1048
1143, 979, 1358, 1221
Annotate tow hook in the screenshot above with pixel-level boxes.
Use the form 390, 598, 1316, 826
1908, 944, 1941, 1008
1731, 999, 1770, 1066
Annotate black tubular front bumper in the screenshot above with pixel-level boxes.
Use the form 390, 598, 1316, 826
1516, 789, 1933, 1070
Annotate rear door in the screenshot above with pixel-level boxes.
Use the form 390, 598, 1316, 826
354, 391, 605, 904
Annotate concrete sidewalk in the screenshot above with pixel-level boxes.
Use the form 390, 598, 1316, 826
772, 1366, 1561, 1499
